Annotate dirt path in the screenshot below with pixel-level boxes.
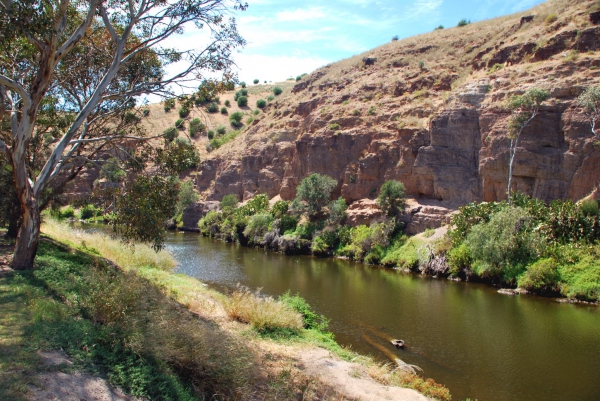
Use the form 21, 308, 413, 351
28, 351, 133, 401
298, 348, 429, 401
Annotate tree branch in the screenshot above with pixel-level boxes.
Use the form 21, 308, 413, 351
0, 75, 31, 110
56, 0, 100, 58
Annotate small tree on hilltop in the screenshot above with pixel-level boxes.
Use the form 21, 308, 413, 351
578, 85, 600, 138
253, 79, 259, 84
377, 180, 406, 216
506, 88, 549, 200
291, 173, 337, 220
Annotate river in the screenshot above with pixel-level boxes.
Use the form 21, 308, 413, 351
82, 225, 600, 401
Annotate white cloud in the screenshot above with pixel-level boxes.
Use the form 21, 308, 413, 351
233, 53, 331, 84
276, 7, 327, 22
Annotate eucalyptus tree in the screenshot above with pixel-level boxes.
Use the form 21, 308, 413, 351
578, 85, 600, 138
0, 0, 247, 269
505, 88, 548, 200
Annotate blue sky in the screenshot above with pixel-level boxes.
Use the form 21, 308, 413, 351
226, 0, 546, 83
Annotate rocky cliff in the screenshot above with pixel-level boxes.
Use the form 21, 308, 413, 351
192, 0, 600, 219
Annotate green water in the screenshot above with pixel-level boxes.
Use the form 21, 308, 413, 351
80, 225, 600, 400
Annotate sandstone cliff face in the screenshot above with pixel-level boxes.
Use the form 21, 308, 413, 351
191, 0, 600, 223
195, 83, 598, 206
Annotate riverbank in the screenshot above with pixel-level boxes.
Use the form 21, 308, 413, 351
195, 192, 600, 306
0, 221, 450, 400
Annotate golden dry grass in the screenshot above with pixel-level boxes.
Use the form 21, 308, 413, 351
223, 286, 304, 333
41, 219, 176, 271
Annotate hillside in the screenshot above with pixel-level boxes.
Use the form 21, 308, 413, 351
68, 0, 600, 232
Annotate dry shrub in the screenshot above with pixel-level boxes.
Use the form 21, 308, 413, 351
224, 287, 303, 333
367, 362, 451, 401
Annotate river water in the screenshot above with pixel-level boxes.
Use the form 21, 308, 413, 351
82, 225, 600, 400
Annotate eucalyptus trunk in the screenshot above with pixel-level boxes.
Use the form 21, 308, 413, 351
11, 136, 41, 270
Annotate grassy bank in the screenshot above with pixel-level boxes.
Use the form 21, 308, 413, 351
0, 221, 450, 400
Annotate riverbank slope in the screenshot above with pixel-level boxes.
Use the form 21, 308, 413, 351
0, 222, 449, 401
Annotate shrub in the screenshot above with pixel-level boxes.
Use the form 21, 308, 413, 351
328, 123, 340, 130
142, 108, 150, 116
220, 106, 228, 115
163, 127, 178, 142
237, 96, 248, 107
391, 35, 399, 41
178, 106, 190, 118
465, 206, 543, 283
175, 180, 198, 216
216, 125, 227, 136
207, 130, 215, 139
60, 205, 75, 219
517, 258, 560, 293
377, 180, 406, 216
205, 102, 219, 113
380, 235, 423, 268
559, 255, 600, 301
446, 243, 471, 276
253, 79, 259, 84
279, 215, 298, 234
457, 19, 470, 27
434, 25, 444, 30
327, 198, 347, 225
224, 288, 303, 334
80, 204, 100, 220
224, 99, 231, 107
267, 95, 275, 102
189, 118, 205, 137
271, 200, 289, 218
273, 86, 283, 96
218, 195, 237, 210
246, 116, 254, 125
234, 89, 248, 101
243, 213, 274, 244
229, 111, 244, 128
240, 81, 246, 88
163, 98, 175, 112
545, 13, 558, 24
256, 99, 267, 108
291, 173, 337, 219
367, 106, 376, 115
253, 109, 260, 115
175, 118, 185, 130
418, 61, 425, 70
581, 199, 599, 216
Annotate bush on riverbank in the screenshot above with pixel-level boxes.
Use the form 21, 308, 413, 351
445, 193, 600, 301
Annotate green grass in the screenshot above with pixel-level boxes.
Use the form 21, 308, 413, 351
0, 230, 251, 400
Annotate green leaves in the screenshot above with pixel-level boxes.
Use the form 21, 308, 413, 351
291, 173, 337, 219
112, 175, 179, 250
377, 180, 406, 216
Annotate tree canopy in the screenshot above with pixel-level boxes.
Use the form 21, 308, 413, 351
0, 0, 247, 269
291, 173, 337, 219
